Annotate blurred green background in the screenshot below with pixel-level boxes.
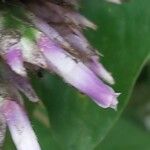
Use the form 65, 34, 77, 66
97, 62, 150, 150
3, 0, 150, 149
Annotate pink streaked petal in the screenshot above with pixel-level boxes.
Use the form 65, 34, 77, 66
38, 35, 118, 109
5, 44, 27, 77
1, 100, 41, 150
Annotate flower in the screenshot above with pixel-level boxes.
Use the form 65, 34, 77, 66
38, 35, 118, 108
1, 100, 41, 150
0, 83, 41, 150
0, 0, 120, 149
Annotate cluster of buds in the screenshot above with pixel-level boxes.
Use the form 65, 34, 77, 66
0, 0, 120, 149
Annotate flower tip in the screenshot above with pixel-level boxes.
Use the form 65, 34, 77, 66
85, 20, 97, 30
31, 97, 40, 103
110, 99, 118, 110
104, 72, 115, 85
95, 96, 118, 110
87, 57, 115, 85
111, 104, 118, 110
5, 46, 27, 77
110, 93, 120, 110
106, 0, 122, 4
116, 93, 121, 97
78, 15, 97, 30
11, 66, 27, 77
97, 65, 115, 85
97, 92, 120, 110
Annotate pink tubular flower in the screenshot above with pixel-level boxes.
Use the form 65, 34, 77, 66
38, 35, 119, 109
1, 100, 41, 150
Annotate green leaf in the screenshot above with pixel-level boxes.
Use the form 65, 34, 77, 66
96, 62, 150, 150
96, 117, 150, 150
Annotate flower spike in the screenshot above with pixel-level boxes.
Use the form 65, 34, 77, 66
0, 0, 120, 148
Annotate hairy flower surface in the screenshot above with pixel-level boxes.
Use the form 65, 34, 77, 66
0, 0, 120, 149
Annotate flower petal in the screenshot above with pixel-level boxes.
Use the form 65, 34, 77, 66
86, 56, 115, 85
38, 35, 118, 109
1, 100, 41, 150
4, 44, 27, 77
53, 25, 95, 57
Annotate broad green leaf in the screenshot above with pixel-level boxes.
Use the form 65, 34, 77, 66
3, 0, 150, 149
96, 62, 150, 150
96, 117, 150, 150
32, 0, 149, 149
